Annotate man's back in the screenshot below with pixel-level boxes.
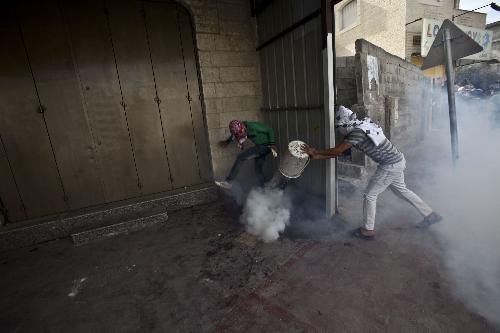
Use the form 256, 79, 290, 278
344, 129, 403, 165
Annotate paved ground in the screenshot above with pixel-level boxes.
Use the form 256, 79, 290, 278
2, 123, 499, 332
0, 191, 496, 332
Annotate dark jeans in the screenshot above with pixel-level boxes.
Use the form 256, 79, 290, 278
226, 145, 271, 186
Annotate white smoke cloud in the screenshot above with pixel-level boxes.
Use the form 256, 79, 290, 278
239, 187, 291, 242
416, 95, 500, 327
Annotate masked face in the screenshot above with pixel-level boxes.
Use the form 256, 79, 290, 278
335, 106, 357, 136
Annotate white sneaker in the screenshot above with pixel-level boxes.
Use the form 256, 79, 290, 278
215, 180, 232, 189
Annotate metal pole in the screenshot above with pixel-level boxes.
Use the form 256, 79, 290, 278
332, 3, 339, 214
443, 28, 459, 165
322, 0, 336, 216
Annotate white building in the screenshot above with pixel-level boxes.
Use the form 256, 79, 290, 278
334, 0, 487, 74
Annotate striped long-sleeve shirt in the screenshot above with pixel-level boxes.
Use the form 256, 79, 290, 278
344, 129, 403, 165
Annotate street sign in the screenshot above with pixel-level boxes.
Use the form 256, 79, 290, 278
421, 18, 492, 60
421, 19, 483, 70
421, 19, 484, 166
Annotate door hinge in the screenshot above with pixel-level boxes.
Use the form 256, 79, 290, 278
154, 96, 161, 105
120, 100, 127, 109
186, 94, 192, 102
37, 105, 46, 114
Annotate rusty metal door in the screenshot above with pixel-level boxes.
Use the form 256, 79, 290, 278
0, 6, 67, 219
105, 0, 174, 194
17, 0, 106, 209
0, 138, 25, 222
144, 2, 206, 188
0, 0, 211, 223
177, 10, 212, 183
61, 0, 141, 202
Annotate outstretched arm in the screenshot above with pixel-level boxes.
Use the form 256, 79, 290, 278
219, 135, 234, 148
302, 142, 353, 160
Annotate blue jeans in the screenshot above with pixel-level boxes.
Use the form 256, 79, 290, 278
226, 145, 271, 186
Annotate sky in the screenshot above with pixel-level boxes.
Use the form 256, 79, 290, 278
459, 0, 500, 24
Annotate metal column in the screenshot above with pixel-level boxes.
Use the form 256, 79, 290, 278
322, 0, 336, 216
443, 28, 459, 165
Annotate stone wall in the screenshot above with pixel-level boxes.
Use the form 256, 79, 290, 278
183, 0, 263, 179
338, 39, 433, 180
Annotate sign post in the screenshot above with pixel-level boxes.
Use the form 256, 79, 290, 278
422, 19, 483, 165
443, 28, 459, 164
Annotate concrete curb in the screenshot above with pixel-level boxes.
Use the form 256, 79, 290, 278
0, 185, 218, 252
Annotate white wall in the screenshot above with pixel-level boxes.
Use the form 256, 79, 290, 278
334, 0, 407, 58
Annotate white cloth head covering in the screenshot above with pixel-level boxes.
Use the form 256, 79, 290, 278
336, 105, 386, 146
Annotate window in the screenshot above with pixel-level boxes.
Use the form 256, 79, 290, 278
413, 35, 422, 46
341, 0, 358, 30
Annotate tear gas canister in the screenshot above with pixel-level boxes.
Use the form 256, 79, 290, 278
278, 140, 310, 179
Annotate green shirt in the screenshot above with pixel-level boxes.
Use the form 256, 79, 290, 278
226, 121, 275, 146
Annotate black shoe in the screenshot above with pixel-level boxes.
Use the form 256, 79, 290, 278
416, 212, 443, 229
351, 227, 375, 240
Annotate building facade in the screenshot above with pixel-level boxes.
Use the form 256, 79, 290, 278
486, 21, 500, 61
334, 0, 407, 58
334, 0, 486, 67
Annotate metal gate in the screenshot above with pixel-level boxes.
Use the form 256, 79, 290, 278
256, 0, 326, 199
0, 0, 211, 222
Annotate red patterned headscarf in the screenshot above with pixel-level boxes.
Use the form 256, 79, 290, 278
229, 120, 247, 149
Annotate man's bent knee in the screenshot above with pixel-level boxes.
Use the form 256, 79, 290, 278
363, 192, 378, 202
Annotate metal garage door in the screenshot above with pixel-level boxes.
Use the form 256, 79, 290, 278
256, 0, 326, 198
0, 0, 211, 223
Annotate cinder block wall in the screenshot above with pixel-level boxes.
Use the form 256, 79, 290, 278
183, 0, 263, 179
338, 39, 433, 180
336, 56, 358, 107
355, 39, 432, 153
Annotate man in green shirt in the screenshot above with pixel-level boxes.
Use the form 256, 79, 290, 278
215, 120, 277, 189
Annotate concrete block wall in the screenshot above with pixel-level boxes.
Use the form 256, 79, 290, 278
336, 56, 358, 107
355, 39, 432, 153
338, 39, 433, 181
182, 0, 263, 179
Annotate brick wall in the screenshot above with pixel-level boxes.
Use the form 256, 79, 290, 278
182, 0, 263, 179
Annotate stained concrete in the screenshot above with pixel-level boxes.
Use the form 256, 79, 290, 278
70, 208, 169, 246
0, 192, 496, 332
0, 184, 218, 251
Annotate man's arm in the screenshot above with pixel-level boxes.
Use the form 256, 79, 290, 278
219, 135, 234, 147
302, 142, 353, 160
266, 126, 276, 146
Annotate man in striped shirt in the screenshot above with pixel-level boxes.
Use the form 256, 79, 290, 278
303, 106, 441, 240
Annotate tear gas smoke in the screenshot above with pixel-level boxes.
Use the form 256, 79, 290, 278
239, 187, 291, 242
415, 94, 500, 327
